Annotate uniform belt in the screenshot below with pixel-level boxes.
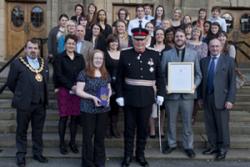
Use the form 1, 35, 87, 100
125, 78, 155, 87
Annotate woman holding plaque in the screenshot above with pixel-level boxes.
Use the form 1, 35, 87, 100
54, 34, 85, 155
76, 49, 111, 167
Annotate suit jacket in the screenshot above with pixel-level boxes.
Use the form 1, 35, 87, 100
77, 39, 93, 64
116, 47, 165, 107
47, 26, 60, 56
200, 54, 236, 109
161, 47, 202, 100
7, 56, 49, 110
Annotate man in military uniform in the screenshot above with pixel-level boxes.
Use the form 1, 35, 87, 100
116, 27, 165, 167
7, 39, 49, 167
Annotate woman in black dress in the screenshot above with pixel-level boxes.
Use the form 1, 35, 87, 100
105, 34, 121, 138
96, 9, 112, 38
53, 34, 85, 155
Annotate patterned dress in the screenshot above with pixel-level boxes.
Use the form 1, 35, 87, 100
77, 71, 111, 113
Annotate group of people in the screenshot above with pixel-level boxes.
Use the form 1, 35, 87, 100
7, 3, 238, 167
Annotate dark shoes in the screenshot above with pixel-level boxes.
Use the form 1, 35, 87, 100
60, 143, 68, 155
69, 142, 79, 153
16, 157, 26, 167
135, 156, 149, 167
202, 148, 218, 155
121, 156, 132, 167
184, 149, 196, 158
33, 154, 48, 163
162, 146, 176, 154
215, 151, 227, 161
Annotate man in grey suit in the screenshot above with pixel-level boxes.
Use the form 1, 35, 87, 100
199, 38, 236, 161
161, 29, 202, 158
76, 24, 93, 65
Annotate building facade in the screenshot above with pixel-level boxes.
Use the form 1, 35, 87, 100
0, 0, 250, 63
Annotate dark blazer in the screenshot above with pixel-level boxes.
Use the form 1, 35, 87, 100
47, 26, 60, 57
7, 57, 49, 110
200, 54, 236, 109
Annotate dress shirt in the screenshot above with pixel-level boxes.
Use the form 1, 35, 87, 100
144, 15, 154, 21
76, 40, 83, 54
127, 18, 150, 36
208, 55, 220, 72
27, 56, 39, 69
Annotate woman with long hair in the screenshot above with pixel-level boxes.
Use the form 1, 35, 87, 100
85, 23, 106, 52
54, 34, 85, 155
114, 20, 132, 49
217, 31, 246, 89
193, 8, 207, 30
76, 49, 111, 167
86, 3, 97, 28
96, 9, 112, 38
151, 5, 165, 28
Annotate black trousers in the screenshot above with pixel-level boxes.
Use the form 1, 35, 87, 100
124, 105, 152, 158
204, 94, 230, 151
81, 112, 108, 167
16, 103, 46, 159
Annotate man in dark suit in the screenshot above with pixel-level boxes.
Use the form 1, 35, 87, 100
199, 38, 236, 161
7, 39, 49, 167
116, 27, 165, 167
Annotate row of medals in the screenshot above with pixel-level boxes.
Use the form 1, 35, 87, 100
19, 57, 44, 82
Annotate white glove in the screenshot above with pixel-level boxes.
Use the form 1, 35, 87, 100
156, 96, 164, 106
116, 97, 124, 107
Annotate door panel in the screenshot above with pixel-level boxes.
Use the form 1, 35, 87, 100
6, 2, 47, 60
221, 7, 250, 64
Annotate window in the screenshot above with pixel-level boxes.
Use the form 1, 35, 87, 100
240, 14, 250, 33
11, 6, 24, 27
31, 6, 43, 27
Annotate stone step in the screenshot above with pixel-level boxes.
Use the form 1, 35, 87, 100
0, 100, 249, 111
0, 119, 250, 135
0, 109, 250, 122
1, 92, 249, 103
0, 147, 250, 162
1, 147, 250, 161
0, 133, 249, 149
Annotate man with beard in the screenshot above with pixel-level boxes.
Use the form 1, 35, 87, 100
7, 39, 49, 167
116, 27, 165, 167
161, 29, 202, 158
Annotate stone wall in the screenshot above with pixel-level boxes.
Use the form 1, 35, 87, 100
0, 1, 5, 61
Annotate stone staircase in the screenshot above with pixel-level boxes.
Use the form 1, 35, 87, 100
0, 69, 250, 160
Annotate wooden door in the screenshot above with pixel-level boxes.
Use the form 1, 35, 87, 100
6, 2, 47, 60
221, 7, 250, 65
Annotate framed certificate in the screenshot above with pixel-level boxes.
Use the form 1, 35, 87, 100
168, 62, 194, 94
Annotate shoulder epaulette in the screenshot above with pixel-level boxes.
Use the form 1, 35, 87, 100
121, 47, 133, 51
146, 46, 157, 51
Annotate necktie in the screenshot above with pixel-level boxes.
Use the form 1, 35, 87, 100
207, 57, 216, 94
139, 20, 142, 28
145, 16, 148, 20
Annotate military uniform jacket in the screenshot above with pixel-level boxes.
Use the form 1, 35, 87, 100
116, 47, 165, 107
